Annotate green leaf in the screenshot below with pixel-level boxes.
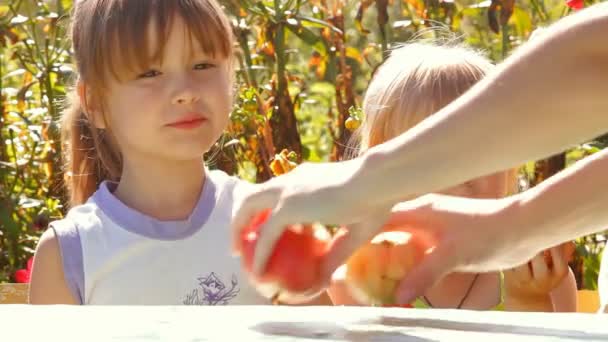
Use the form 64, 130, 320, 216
282, 0, 297, 12
581, 143, 601, 154
583, 249, 602, 290
2, 68, 26, 80
345, 47, 363, 63
240, 0, 266, 17
286, 24, 320, 46
310, 82, 335, 97
59, 0, 74, 15
256, 2, 275, 17
0, 203, 20, 237
52, 83, 65, 96
36, 1, 51, 16
509, 7, 532, 37
296, 15, 343, 35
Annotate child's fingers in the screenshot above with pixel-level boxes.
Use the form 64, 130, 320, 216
530, 252, 549, 280
549, 246, 568, 280
561, 241, 576, 263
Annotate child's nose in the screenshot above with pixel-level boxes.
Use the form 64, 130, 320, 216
171, 82, 200, 105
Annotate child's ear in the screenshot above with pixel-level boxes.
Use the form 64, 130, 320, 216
77, 81, 106, 129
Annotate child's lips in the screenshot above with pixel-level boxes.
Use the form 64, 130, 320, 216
166, 114, 207, 129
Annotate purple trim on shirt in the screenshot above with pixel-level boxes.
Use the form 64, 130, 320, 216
92, 174, 217, 240
51, 172, 221, 305
50, 220, 84, 305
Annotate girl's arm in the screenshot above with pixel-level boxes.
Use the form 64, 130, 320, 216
551, 268, 578, 312
29, 229, 79, 304
502, 268, 577, 312
503, 250, 577, 313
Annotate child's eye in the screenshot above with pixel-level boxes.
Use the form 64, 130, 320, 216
137, 70, 162, 79
194, 63, 215, 70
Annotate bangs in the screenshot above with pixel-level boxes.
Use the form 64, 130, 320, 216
88, 0, 233, 86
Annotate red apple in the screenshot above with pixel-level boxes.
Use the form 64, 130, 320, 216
240, 209, 334, 304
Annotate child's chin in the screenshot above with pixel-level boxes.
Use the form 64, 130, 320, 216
167, 143, 214, 161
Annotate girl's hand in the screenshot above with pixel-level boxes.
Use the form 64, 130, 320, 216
503, 243, 573, 311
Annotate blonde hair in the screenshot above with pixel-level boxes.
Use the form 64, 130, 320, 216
61, 0, 234, 207
354, 42, 494, 154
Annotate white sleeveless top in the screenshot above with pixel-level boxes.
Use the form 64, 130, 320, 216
51, 169, 270, 305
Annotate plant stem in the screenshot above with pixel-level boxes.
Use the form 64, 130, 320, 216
501, 23, 510, 60
275, 0, 287, 98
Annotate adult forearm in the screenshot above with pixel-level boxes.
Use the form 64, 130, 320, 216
508, 148, 608, 255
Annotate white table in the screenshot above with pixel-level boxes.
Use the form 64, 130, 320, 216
2, 305, 606, 341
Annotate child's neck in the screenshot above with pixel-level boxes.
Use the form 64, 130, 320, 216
113, 158, 206, 221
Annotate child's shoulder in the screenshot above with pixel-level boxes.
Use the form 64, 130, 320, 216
207, 168, 247, 185
37, 203, 99, 305
50, 198, 107, 234
207, 168, 254, 197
